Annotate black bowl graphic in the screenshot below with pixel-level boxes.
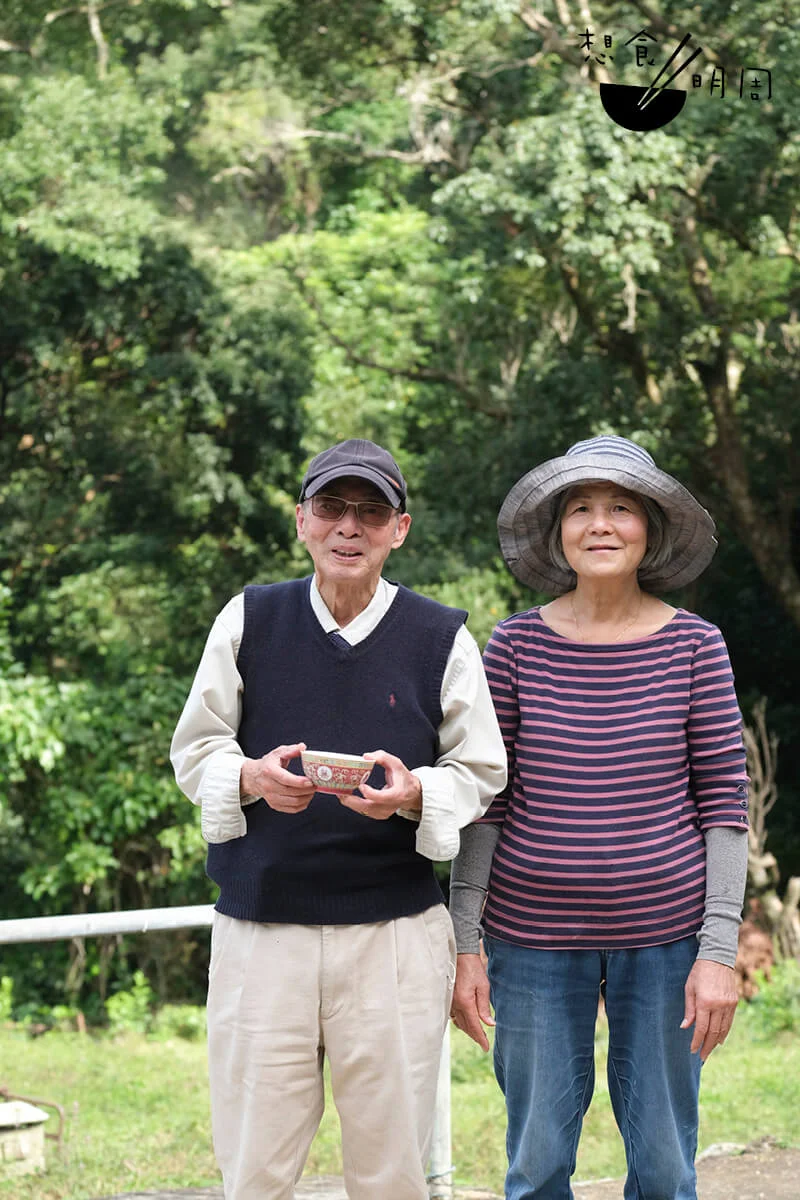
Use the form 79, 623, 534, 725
600, 83, 687, 132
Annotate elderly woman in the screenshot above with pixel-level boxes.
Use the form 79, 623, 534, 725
450, 436, 749, 1200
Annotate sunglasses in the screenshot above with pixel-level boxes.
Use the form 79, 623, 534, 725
310, 494, 398, 528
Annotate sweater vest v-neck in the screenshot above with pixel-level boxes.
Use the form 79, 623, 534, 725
206, 576, 467, 924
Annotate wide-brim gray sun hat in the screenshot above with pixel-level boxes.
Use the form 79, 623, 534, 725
498, 435, 718, 594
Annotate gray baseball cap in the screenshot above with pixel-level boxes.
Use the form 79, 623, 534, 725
299, 439, 407, 509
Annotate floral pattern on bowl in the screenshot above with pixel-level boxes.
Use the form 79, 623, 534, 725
301, 750, 373, 795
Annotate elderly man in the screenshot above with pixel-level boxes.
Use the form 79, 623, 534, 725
171, 438, 506, 1200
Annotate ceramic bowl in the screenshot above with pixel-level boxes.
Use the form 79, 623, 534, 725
300, 750, 373, 795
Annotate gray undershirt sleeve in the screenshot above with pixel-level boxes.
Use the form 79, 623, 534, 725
449, 822, 501, 955
697, 824, 749, 968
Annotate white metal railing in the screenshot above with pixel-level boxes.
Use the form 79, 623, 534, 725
0, 905, 453, 1198
0, 905, 216, 944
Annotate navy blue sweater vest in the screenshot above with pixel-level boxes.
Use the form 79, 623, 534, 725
206, 577, 467, 924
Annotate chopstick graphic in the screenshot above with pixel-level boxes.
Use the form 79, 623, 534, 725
637, 34, 702, 110
638, 47, 702, 109
637, 33, 691, 104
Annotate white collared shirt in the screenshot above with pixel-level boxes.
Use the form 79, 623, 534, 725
170, 577, 507, 861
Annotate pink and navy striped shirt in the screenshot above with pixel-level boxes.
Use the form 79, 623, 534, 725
480, 607, 749, 950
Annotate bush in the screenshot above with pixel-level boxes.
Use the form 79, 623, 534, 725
150, 1003, 206, 1042
743, 958, 800, 1039
11, 1001, 83, 1034
0, 976, 12, 1023
106, 969, 153, 1035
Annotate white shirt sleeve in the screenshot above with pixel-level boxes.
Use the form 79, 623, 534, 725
408, 624, 507, 862
169, 594, 249, 844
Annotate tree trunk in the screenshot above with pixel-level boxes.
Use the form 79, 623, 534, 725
742, 699, 800, 961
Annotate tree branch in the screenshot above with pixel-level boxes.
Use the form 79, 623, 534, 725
517, 4, 583, 65
292, 274, 504, 417
558, 261, 663, 404
268, 124, 455, 166
517, 1, 611, 82
0, 38, 31, 54
623, 0, 682, 41
86, 0, 108, 79
669, 185, 757, 255
0, 0, 146, 56
743, 697, 779, 858
624, 0, 738, 72
676, 209, 800, 624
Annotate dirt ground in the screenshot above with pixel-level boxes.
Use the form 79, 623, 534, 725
104, 1139, 800, 1199
572, 1138, 800, 1200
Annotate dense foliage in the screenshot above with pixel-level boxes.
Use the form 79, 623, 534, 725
1, 0, 798, 1016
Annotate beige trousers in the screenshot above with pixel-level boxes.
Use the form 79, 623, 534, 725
206, 907, 456, 1200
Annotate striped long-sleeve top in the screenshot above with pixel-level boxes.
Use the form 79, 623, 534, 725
480, 607, 749, 950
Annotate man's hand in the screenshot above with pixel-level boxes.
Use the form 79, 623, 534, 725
338, 749, 422, 820
681, 957, 739, 1061
240, 743, 315, 813
450, 953, 494, 1052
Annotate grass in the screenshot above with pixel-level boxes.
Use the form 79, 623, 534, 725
1, 1006, 799, 1198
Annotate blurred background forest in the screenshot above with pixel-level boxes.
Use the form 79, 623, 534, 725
0, 0, 798, 1022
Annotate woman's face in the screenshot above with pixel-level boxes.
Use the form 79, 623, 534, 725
559, 482, 648, 584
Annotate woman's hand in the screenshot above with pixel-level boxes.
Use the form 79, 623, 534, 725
450, 952, 495, 1052
681, 958, 739, 1061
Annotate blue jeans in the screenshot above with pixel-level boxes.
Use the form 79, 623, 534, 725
486, 935, 702, 1200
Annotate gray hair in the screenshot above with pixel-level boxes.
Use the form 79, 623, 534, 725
546, 484, 675, 585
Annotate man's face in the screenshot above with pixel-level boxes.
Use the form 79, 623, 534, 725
295, 477, 411, 590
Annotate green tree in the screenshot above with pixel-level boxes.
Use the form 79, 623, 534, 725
0, 1, 316, 1011
2, 0, 799, 1013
